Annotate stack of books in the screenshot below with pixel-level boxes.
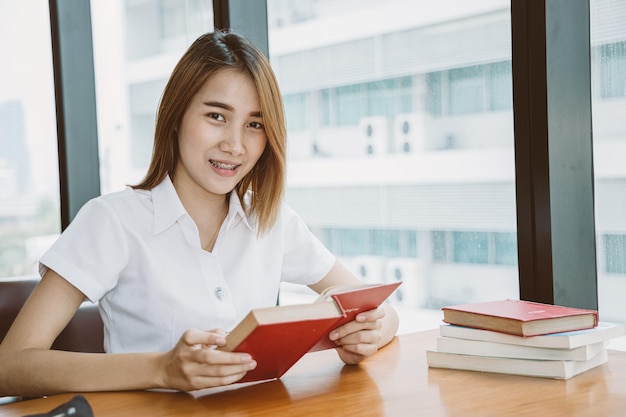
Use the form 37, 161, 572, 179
426, 299, 626, 380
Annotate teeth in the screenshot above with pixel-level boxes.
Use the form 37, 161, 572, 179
211, 160, 237, 170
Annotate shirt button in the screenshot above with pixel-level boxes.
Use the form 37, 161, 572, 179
214, 287, 225, 301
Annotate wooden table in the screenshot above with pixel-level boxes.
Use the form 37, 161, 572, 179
2, 329, 626, 416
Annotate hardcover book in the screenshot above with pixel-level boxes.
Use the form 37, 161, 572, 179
435, 336, 607, 361
439, 322, 626, 349
426, 349, 608, 380
442, 299, 599, 337
218, 281, 401, 383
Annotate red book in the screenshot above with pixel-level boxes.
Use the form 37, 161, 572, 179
308, 282, 402, 352
441, 299, 599, 337
218, 281, 401, 383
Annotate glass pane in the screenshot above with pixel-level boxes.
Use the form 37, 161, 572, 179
91, 0, 214, 194
591, 0, 626, 347
0, 1, 60, 278
268, 0, 518, 332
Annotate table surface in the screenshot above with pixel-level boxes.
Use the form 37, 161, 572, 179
2, 329, 626, 417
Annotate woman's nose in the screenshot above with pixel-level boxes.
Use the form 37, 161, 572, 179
220, 127, 245, 155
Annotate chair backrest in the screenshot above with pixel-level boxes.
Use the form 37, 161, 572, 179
0, 277, 104, 353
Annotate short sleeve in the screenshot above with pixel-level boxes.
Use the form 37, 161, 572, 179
39, 197, 130, 302
280, 204, 335, 285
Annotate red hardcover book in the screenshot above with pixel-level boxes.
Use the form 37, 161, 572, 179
218, 281, 401, 383
309, 281, 402, 351
441, 299, 599, 337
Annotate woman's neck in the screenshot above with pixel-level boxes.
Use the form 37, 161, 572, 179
172, 176, 229, 251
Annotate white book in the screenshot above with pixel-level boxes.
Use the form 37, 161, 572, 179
426, 349, 608, 380
439, 321, 626, 349
436, 336, 607, 361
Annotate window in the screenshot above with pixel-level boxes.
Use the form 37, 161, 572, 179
489, 61, 513, 111
591, 0, 626, 324
283, 93, 309, 131
6, 0, 615, 339
599, 41, 626, 99
603, 234, 626, 275
427, 61, 512, 117
318, 77, 414, 128
269, 0, 518, 322
431, 231, 517, 266
449, 65, 485, 115
128, 80, 167, 169
320, 228, 417, 258
124, 0, 213, 60
91, 0, 214, 193
453, 231, 488, 264
494, 232, 518, 266
0, 0, 60, 278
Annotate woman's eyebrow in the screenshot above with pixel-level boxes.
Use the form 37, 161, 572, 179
203, 101, 262, 118
203, 101, 232, 110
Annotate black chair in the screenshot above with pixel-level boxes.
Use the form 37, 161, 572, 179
0, 276, 105, 403
0, 276, 104, 352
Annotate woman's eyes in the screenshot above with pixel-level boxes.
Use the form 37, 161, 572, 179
248, 121, 264, 130
207, 113, 225, 122
206, 113, 264, 130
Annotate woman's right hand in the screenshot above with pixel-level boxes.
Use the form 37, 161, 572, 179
158, 328, 256, 391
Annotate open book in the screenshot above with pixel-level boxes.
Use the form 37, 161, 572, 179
218, 281, 401, 383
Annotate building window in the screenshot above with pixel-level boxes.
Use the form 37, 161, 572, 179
427, 61, 513, 116
128, 80, 167, 169
489, 61, 513, 111
453, 231, 489, 264
448, 65, 485, 115
604, 234, 626, 274
494, 232, 518, 266
319, 76, 413, 127
283, 92, 309, 131
321, 228, 417, 258
600, 41, 626, 98
426, 72, 443, 116
432, 230, 517, 266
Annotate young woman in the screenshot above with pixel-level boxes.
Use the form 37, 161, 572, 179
0, 30, 399, 396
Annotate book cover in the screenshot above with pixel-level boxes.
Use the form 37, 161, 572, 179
219, 281, 401, 383
426, 349, 608, 380
439, 322, 626, 349
309, 281, 403, 352
435, 336, 607, 361
442, 299, 599, 336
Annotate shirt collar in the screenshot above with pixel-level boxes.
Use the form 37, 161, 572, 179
225, 190, 257, 233
151, 176, 257, 234
152, 175, 187, 235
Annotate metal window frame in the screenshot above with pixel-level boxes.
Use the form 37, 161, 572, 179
511, 0, 597, 309
49, 0, 101, 229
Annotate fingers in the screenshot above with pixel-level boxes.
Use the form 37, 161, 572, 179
181, 328, 227, 348
328, 308, 386, 363
162, 329, 257, 391
181, 347, 257, 387
329, 307, 384, 343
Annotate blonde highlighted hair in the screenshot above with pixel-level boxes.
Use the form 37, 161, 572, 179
133, 31, 286, 235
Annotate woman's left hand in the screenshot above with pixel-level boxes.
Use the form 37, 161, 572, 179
329, 307, 386, 364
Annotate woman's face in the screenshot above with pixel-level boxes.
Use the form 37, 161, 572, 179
173, 68, 267, 199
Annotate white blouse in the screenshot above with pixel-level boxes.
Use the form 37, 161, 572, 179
39, 176, 335, 354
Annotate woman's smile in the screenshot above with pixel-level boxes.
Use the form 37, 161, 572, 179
210, 159, 241, 176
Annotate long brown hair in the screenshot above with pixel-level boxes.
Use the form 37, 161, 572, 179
133, 31, 286, 235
